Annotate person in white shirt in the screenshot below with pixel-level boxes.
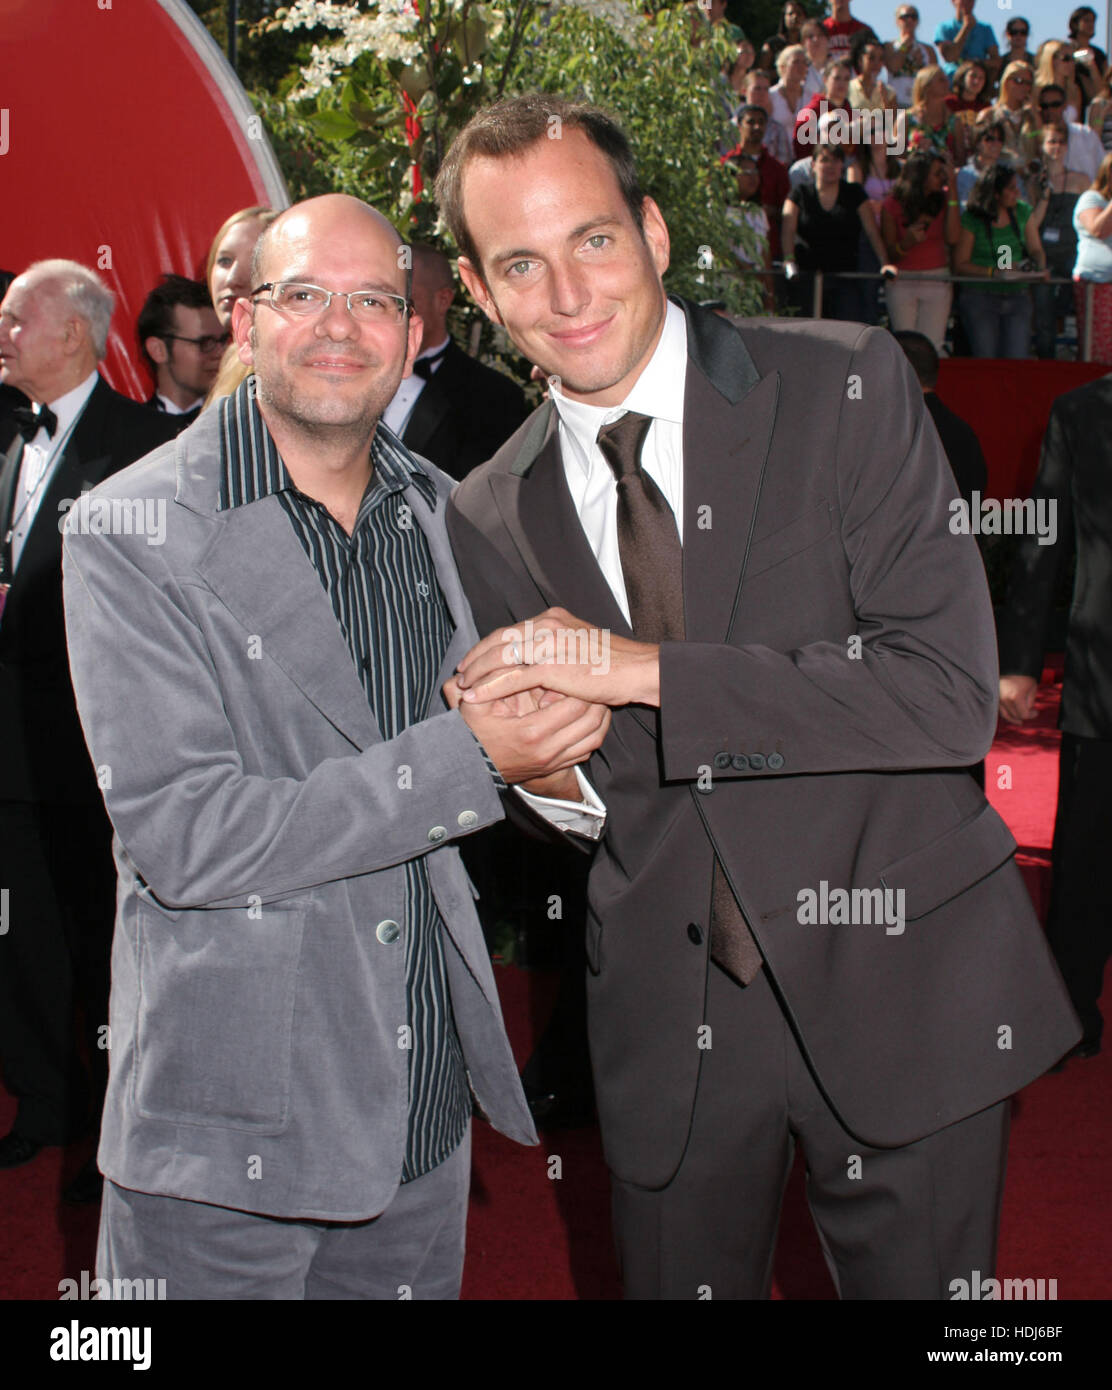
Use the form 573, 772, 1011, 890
800, 19, 828, 101
770, 44, 811, 138
1037, 82, 1103, 182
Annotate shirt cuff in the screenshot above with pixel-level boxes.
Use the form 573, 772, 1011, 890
514, 766, 607, 841
469, 731, 508, 792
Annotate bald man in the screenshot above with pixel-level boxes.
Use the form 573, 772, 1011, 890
0, 262, 174, 1195
62, 196, 609, 1299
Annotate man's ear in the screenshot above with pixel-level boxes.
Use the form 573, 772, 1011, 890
640, 197, 672, 280
457, 257, 503, 327
231, 297, 255, 367
145, 336, 169, 366
402, 311, 424, 379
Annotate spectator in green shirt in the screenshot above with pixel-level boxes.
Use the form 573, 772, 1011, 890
954, 163, 1048, 356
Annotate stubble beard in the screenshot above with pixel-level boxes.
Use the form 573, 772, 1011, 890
251, 330, 402, 447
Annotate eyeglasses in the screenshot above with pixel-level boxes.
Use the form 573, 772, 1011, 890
1008, 27, 1029, 36
250, 281, 412, 323
897, 12, 918, 21
163, 332, 231, 354
1040, 101, 1065, 111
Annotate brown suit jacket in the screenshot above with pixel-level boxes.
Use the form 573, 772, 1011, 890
447, 299, 1079, 1188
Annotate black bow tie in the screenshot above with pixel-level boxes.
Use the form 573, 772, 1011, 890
413, 344, 449, 380
13, 404, 58, 441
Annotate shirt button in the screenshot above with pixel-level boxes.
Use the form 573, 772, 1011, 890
457, 810, 478, 829
731, 753, 749, 770
375, 919, 401, 944
428, 826, 448, 843
713, 752, 732, 770
749, 753, 766, 771
687, 922, 704, 945
768, 752, 785, 770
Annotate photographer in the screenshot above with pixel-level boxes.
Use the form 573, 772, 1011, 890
954, 163, 1048, 356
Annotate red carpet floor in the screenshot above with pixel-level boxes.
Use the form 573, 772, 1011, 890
1, 669, 1107, 1300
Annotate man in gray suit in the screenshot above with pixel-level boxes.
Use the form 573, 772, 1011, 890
62, 194, 609, 1299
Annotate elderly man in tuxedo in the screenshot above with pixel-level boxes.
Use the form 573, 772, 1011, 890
0, 261, 175, 1196
438, 95, 1080, 1300
62, 195, 609, 1299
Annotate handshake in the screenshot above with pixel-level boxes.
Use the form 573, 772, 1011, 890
443, 606, 662, 799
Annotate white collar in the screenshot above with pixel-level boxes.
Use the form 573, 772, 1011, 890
550, 299, 687, 477
41, 371, 99, 438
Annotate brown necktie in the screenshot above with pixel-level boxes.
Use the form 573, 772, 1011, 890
597, 413, 762, 986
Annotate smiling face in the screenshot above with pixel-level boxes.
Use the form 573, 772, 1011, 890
455, 128, 669, 407
232, 196, 421, 438
209, 217, 268, 328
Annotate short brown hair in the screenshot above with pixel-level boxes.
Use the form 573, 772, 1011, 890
434, 95, 646, 274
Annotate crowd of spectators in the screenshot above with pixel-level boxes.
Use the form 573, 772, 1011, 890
714, 1, 1112, 360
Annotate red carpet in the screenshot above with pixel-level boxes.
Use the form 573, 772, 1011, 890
1, 669, 1107, 1300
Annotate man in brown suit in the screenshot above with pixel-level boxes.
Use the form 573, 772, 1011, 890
437, 96, 1080, 1300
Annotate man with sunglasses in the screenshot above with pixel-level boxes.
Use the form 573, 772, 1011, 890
1002, 17, 1036, 70
884, 7, 938, 109
1036, 81, 1102, 182
62, 194, 608, 1298
136, 274, 227, 431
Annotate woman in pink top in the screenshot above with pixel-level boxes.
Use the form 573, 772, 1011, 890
881, 148, 962, 348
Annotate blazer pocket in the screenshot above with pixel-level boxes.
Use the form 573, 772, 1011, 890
133, 897, 306, 1132
745, 502, 833, 582
877, 803, 1018, 923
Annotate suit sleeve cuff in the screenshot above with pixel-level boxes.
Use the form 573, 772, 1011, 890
513, 765, 607, 841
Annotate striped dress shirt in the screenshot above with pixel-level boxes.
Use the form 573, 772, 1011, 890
218, 378, 472, 1181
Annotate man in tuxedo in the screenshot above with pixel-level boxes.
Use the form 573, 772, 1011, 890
136, 274, 226, 431
62, 195, 607, 1297
998, 375, 1112, 1066
383, 243, 527, 481
0, 260, 175, 1188
437, 96, 1080, 1299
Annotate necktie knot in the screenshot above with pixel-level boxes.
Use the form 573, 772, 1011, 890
597, 411, 653, 482
13, 404, 58, 441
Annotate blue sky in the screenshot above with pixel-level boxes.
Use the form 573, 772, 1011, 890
819, 1, 1108, 55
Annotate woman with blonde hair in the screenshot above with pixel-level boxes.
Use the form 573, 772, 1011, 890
1035, 41, 1084, 124
902, 65, 966, 163
770, 43, 810, 137
202, 206, 278, 408
1073, 150, 1112, 361
987, 61, 1040, 164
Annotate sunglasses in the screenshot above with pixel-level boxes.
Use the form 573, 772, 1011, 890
1008, 27, 1029, 36
1040, 101, 1065, 110
897, 11, 918, 19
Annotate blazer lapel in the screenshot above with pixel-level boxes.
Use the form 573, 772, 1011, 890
677, 299, 781, 644
194, 494, 382, 752
492, 406, 631, 639
401, 362, 453, 460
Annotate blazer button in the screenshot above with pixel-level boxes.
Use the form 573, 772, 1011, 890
731, 753, 749, 770
427, 826, 448, 843
687, 923, 704, 945
713, 752, 731, 770
375, 919, 401, 944
768, 752, 785, 770
749, 753, 766, 770
457, 810, 478, 828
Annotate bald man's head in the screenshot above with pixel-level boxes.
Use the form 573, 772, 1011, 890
251, 195, 411, 300
230, 193, 422, 445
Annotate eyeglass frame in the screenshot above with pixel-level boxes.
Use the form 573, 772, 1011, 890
161, 332, 231, 354
250, 281, 414, 322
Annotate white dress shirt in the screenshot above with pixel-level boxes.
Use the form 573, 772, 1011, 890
382, 335, 451, 437
9, 371, 98, 572
155, 392, 194, 415
515, 299, 688, 838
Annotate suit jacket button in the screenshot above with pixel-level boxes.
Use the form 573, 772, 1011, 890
713, 752, 731, 770
749, 753, 766, 770
428, 825, 448, 842
731, 753, 749, 770
457, 810, 478, 828
768, 752, 784, 769
375, 919, 401, 944
687, 923, 703, 945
